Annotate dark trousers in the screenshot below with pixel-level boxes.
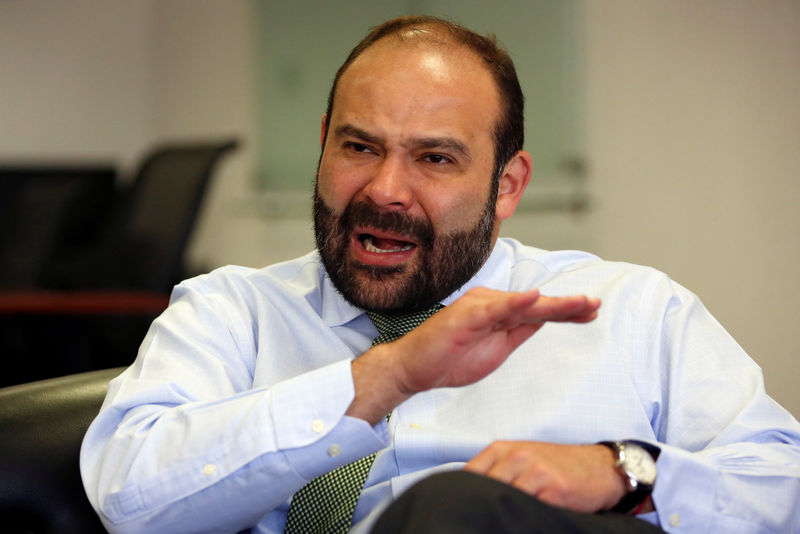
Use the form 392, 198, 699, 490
370, 471, 665, 534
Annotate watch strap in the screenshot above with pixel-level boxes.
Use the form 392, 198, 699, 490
600, 440, 660, 514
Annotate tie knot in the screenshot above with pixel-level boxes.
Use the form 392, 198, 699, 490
367, 304, 444, 345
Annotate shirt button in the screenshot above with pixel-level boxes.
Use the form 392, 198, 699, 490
202, 464, 216, 476
668, 513, 681, 527
311, 419, 325, 433
327, 444, 341, 457
410, 423, 422, 430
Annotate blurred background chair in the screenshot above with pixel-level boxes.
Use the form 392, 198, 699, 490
47, 139, 238, 292
0, 139, 238, 386
0, 366, 124, 534
0, 165, 115, 291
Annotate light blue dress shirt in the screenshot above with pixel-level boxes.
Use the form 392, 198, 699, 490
80, 238, 800, 533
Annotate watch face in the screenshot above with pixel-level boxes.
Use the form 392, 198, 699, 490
622, 444, 657, 485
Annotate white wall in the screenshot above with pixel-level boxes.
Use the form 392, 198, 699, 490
1, 1, 797, 416
0, 0, 154, 168
145, 0, 276, 271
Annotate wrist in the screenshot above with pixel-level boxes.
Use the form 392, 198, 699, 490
599, 440, 659, 514
347, 344, 412, 425
598, 444, 628, 510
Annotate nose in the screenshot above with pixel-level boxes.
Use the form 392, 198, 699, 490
361, 154, 413, 210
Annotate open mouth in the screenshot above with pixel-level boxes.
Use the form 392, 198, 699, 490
359, 233, 416, 253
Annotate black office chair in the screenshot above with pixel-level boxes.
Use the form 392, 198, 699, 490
0, 140, 237, 386
0, 166, 114, 290
0, 367, 125, 533
58, 139, 238, 292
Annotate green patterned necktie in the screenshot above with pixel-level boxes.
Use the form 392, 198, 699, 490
283, 304, 444, 534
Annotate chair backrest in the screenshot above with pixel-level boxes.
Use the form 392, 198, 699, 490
0, 166, 114, 289
82, 139, 238, 292
0, 367, 125, 533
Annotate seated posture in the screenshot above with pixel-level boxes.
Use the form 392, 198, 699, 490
81, 15, 800, 534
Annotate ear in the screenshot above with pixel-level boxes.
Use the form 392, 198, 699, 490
494, 150, 532, 221
320, 114, 329, 147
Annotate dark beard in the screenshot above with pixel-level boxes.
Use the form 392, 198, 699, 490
313, 186, 497, 313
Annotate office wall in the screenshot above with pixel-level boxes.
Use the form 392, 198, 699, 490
254, 0, 581, 194
0, 0, 154, 168
1, 1, 797, 416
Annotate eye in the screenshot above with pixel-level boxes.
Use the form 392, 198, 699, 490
345, 142, 375, 154
422, 153, 453, 165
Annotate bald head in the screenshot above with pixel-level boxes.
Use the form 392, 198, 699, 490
323, 16, 525, 180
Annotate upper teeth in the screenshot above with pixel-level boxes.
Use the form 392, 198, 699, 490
363, 236, 413, 253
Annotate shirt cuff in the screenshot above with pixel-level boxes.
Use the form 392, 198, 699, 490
284, 416, 389, 481
650, 443, 717, 532
269, 359, 389, 480
270, 359, 357, 449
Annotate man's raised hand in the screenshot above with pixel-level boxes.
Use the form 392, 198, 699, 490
391, 288, 600, 394
348, 288, 600, 424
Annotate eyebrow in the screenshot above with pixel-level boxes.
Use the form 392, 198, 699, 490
334, 123, 472, 161
415, 136, 471, 161
334, 124, 382, 145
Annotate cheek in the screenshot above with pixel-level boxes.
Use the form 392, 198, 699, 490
426, 155, 496, 233
424, 187, 487, 235
316, 162, 354, 212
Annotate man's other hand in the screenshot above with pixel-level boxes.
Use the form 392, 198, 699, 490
464, 441, 627, 513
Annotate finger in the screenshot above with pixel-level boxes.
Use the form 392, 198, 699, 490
521, 295, 601, 323
468, 444, 549, 493
484, 455, 530, 486
463, 447, 497, 475
480, 289, 541, 323
510, 466, 556, 501
552, 310, 599, 324
463, 441, 511, 474
456, 290, 541, 336
505, 288, 542, 310
475, 295, 599, 339
488, 296, 599, 333
528, 295, 596, 315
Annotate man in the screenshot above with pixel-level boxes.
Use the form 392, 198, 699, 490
81, 16, 800, 534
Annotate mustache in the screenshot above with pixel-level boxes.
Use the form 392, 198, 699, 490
340, 201, 435, 247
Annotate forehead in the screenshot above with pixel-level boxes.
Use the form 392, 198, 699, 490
330, 38, 501, 144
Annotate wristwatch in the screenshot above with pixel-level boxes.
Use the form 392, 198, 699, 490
599, 440, 659, 514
